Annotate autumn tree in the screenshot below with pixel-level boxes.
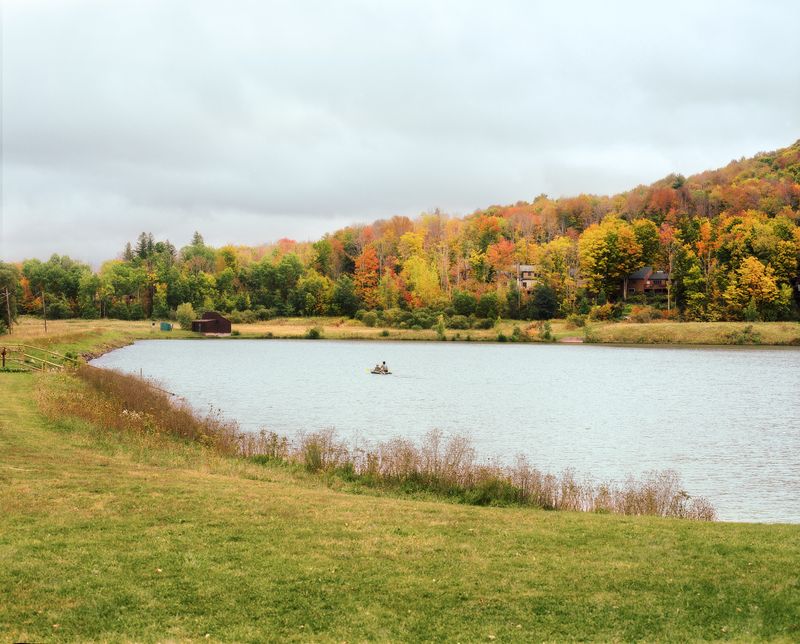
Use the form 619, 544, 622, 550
578, 218, 642, 299
723, 257, 779, 320
354, 246, 381, 309
400, 255, 442, 307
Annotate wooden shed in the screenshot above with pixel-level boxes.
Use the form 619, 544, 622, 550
191, 311, 232, 334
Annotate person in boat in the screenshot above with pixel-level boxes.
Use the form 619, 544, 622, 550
381, 361, 388, 373
374, 363, 382, 373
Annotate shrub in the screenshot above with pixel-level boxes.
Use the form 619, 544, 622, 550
724, 324, 762, 345
380, 308, 405, 328
537, 321, 553, 341
305, 326, 323, 339
176, 303, 197, 330
435, 314, 446, 340
497, 332, 508, 342
629, 305, 654, 324
588, 303, 615, 321
477, 292, 502, 319
452, 290, 478, 316
743, 298, 760, 322
409, 308, 438, 329
254, 306, 272, 321
473, 317, 495, 330
44, 296, 72, 320
379, 329, 390, 337
362, 311, 378, 327
128, 303, 146, 321
446, 315, 470, 330
565, 313, 586, 328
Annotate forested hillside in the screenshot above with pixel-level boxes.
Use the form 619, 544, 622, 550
3, 140, 800, 331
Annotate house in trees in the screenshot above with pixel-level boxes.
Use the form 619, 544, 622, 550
191, 311, 232, 334
626, 267, 669, 296
514, 264, 538, 291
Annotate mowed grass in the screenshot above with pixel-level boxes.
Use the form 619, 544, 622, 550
1, 374, 800, 641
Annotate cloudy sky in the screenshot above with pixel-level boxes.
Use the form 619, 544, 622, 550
2, 0, 799, 264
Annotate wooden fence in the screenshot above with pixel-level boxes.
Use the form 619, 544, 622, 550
1, 345, 79, 372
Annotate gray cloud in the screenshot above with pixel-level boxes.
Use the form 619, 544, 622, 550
2, 0, 799, 264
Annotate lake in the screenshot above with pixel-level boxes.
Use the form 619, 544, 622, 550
90, 339, 800, 523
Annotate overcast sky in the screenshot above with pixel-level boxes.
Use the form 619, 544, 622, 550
2, 0, 799, 265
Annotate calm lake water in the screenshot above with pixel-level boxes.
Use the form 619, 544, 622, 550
91, 339, 800, 523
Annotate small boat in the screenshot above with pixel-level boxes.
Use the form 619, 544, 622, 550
371, 369, 392, 375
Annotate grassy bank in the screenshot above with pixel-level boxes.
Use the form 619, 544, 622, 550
6, 316, 197, 360
2, 372, 800, 640
56, 365, 718, 520
6, 315, 800, 349
584, 320, 800, 346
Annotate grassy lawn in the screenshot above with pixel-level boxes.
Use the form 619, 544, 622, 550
1, 371, 799, 641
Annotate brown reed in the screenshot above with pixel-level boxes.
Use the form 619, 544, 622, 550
46, 366, 716, 521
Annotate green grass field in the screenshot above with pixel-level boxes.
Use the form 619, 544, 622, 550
2, 367, 800, 641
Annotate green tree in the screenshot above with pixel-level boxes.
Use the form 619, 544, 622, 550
452, 290, 477, 316
0, 262, 20, 332
176, 303, 197, 330
633, 219, 661, 266
331, 275, 360, 316
293, 270, 334, 316
77, 272, 101, 319
526, 284, 558, 320
476, 292, 502, 319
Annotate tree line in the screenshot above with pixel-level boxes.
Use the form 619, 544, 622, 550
2, 140, 799, 333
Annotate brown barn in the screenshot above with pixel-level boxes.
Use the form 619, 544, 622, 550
191, 311, 232, 334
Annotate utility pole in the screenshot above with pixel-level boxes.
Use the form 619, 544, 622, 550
42, 289, 48, 333
4, 287, 11, 334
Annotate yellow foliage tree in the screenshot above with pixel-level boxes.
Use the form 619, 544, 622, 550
723, 257, 779, 319
400, 255, 442, 307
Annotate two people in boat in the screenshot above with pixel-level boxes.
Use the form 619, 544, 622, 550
373, 361, 389, 374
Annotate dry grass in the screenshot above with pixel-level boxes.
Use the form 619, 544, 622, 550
286, 429, 717, 520
41, 365, 243, 455
585, 320, 800, 345
43, 367, 715, 520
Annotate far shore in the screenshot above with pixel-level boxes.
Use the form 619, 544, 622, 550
5, 316, 800, 360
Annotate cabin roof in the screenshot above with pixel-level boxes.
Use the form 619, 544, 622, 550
629, 266, 653, 280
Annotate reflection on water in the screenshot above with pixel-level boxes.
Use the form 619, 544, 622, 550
91, 339, 800, 523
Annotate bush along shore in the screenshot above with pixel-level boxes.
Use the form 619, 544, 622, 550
47, 365, 716, 520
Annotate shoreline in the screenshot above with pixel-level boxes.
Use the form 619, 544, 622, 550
5, 317, 800, 363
